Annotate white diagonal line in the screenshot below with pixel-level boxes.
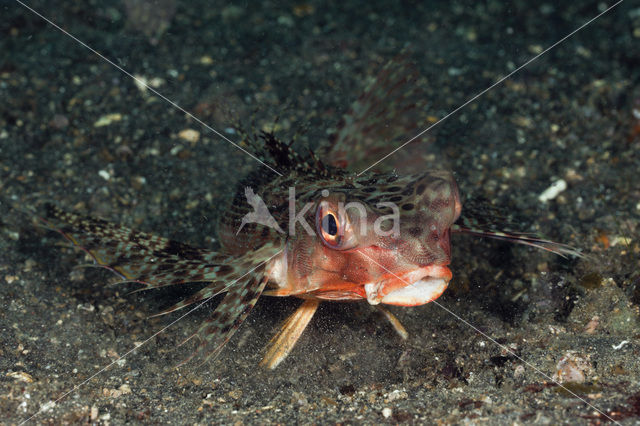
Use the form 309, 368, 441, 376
14, 0, 283, 177
357, 250, 620, 424
357, 0, 624, 175
19, 249, 283, 425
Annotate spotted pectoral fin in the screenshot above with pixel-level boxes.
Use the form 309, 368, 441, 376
154, 242, 284, 317
39, 204, 228, 288
453, 198, 582, 258
179, 276, 268, 366
150, 281, 229, 317
41, 204, 284, 365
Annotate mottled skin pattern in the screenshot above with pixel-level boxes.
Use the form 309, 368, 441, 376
39, 53, 577, 365
220, 135, 460, 303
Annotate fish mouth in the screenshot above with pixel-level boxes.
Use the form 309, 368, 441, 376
364, 265, 451, 307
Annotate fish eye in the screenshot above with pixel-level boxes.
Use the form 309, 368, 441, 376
320, 211, 341, 247
316, 201, 357, 250
316, 203, 344, 248
322, 213, 338, 236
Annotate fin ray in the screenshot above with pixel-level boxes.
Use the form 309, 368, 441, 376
39, 204, 232, 288
180, 277, 268, 366
454, 197, 582, 258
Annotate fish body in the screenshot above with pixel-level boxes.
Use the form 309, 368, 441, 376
234, 166, 461, 307
39, 54, 576, 367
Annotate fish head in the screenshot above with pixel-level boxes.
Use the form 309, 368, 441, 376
279, 170, 461, 306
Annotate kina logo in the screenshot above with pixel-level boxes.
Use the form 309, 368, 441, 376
236, 187, 284, 235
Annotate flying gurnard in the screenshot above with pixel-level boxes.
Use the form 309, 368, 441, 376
39, 55, 578, 369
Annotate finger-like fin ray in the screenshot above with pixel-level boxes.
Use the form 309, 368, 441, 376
260, 299, 320, 369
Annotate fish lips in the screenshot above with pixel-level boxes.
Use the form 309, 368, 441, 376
363, 265, 451, 307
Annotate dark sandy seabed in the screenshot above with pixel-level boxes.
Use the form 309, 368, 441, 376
1, 0, 640, 424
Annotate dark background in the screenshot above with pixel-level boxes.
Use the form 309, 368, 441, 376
1, 0, 639, 423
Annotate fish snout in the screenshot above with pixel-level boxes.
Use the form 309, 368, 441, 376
364, 265, 452, 306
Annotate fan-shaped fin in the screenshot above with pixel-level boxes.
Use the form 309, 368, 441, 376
180, 276, 268, 366
39, 204, 233, 288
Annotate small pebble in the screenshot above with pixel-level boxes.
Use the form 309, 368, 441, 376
387, 389, 407, 401
554, 351, 592, 383
94, 113, 122, 127
199, 55, 214, 65
528, 44, 543, 54
514, 365, 525, 378
612, 340, 630, 350
178, 129, 200, 143
98, 170, 111, 181
133, 74, 150, 92
538, 179, 567, 202
6, 371, 34, 383
382, 407, 392, 418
